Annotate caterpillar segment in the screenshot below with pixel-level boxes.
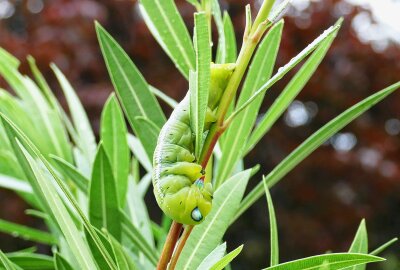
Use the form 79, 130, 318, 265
152, 63, 235, 225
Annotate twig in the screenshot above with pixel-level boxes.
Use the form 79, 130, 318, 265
169, 225, 194, 270
156, 222, 183, 270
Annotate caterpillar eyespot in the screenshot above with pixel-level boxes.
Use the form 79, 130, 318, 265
152, 63, 235, 225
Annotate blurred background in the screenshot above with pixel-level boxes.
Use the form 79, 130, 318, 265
0, 0, 399, 269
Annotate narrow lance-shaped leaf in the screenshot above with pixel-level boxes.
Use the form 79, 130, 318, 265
51, 64, 96, 164
196, 243, 226, 270
370, 238, 398, 256
210, 245, 243, 270
0, 174, 32, 194
245, 24, 338, 154
126, 177, 155, 248
0, 218, 57, 245
7, 253, 54, 270
107, 232, 138, 270
150, 85, 178, 109
120, 211, 159, 266
127, 134, 152, 172
176, 170, 251, 270
139, 0, 195, 78
262, 253, 384, 270
27, 56, 80, 149
50, 155, 89, 193
89, 144, 121, 241
0, 249, 20, 270
235, 81, 400, 220
96, 22, 165, 159
212, 0, 226, 64
0, 114, 117, 270
54, 253, 74, 270
216, 21, 283, 187
263, 179, 279, 266
0, 48, 20, 68
344, 219, 368, 270
229, 20, 342, 120
191, 12, 211, 158
222, 12, 237, 63
14, 142, 97, 270
101, 94, 130, 207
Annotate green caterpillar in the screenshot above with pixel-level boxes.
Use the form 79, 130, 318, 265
152, 63, 235, 225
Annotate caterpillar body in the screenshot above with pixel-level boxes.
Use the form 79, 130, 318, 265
153, 63, 235, 225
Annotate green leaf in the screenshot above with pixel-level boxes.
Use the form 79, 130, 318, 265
85, 226, 116, 270
127, 134, 152, 172
229, 21, 342, 120
120, 211, 158, 266
51, 64, 96, 164
191, 12, 211, 158
236, 81, 400, 221
216, 21, 283, 187
50, 155, 89, 193
0, 174, 32, 194
150, 85, 178, 109
176, 170, 251, 270
126, 178, 155, 248
138, 0, 195, 78
212, 0, 226, 64
101, 94, 130, 207
0, 114, 117, 270
245, 24, 338, 154
27, 56, 58, 110
89, 145, 121, 240
0, 249, 19, 270
0, 218, 56, 245
196, 243, 226, 270
107, 233, 138, 270
0, 65, 72, 163
213, 2, 237, 64
0, 48, 19, 68
262, 253, 384, 270
134, 116, 160, 141
222, 12, 237, 63
210, 245, 243, 270
263, 179, 279, 266
96, 22, 166, 159
9, 140, 97, 270
344, 219, 368, 270
370, 238, 398, 256
7, 253, 54, 270
54, 253, 74, 270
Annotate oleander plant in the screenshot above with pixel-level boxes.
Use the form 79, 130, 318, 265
0, 0, 398, 269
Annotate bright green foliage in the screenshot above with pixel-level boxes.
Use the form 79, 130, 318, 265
263, 179, 279, 267
0, 0, 398, 269
191, 12, 211, 158
217, 21, 283, 187
209, 245, 243, 270
96, 22, 166, 160
89, 145, 121, 240
345, 219, 368, 270
139, 0, 195, 78
100, 94, 130, 207
262, 253, 384, 270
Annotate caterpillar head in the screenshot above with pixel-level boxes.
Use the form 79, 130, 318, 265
160, 179, 213, 225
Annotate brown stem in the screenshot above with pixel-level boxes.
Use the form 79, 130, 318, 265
169, 225, 194, 270
156, 222, 183, 270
